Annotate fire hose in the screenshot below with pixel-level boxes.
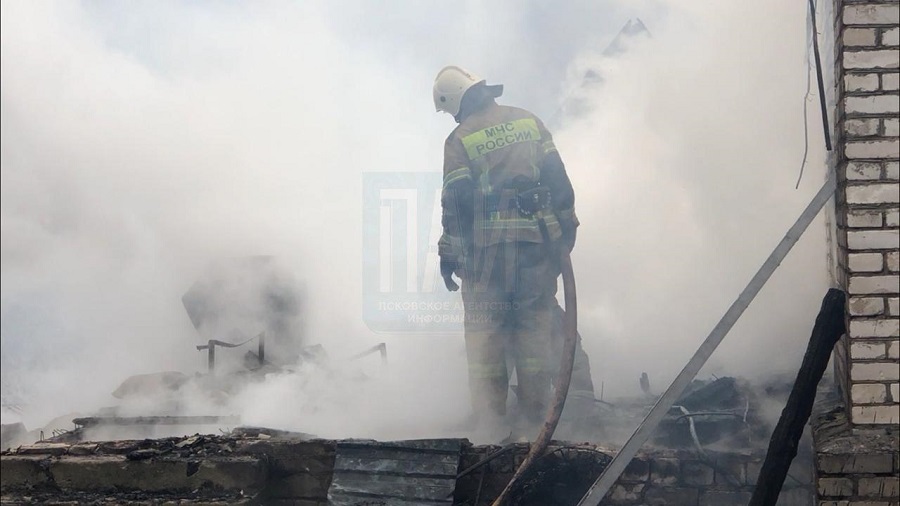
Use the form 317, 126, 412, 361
491, 240, 578, 506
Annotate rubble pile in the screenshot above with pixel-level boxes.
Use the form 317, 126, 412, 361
1, 431, 325, 505
2, 425, 815, 505
1, 278, 812, 506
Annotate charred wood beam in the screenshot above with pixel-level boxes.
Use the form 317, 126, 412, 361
749, 288, 846, 506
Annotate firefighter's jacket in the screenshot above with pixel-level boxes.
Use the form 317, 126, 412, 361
438, 101, 577, 262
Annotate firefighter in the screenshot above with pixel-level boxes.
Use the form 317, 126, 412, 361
433, 66, 580, 435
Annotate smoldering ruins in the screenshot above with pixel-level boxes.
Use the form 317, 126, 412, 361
2, 256, 816, 505
1, 368, 818, 505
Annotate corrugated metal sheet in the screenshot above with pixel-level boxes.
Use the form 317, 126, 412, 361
327, 438, 463, 506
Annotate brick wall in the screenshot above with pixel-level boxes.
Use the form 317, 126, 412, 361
831, 0, 900, 427
818, 0, 900, 503
813, 405, 900, 504
454, 446, 813, 506
3, 439, 815, 505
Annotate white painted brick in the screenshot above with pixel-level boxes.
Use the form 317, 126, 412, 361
845, 140, 900, 159
844, 4, 900, 25
891, 382, 900, 401
849, 252, 884, 272
889, 251, 900, 272
847, 209, 883, 227
852, 362, 900, 381
887, 209, 900, 226
850, 319, 900, 337
884, 27, 900, 46
850, 296, 886, 315
845, 118, 880, 137
883, 73, 900, 91
845, 73, 880, 92
844, 50, 900, 69
846, 184, 900, 205
890, 299, 900, 317
845, 27, 878, 46
846, 161, 882, 180
849, 275, 900, 294
850, 234, 895, 256
845, 95, 900, 114
852, 404, 900, 425
889, 339, 900, 357
885, 117, 899, 137
851, 383, 888, 403
887, 161, 900, 179
851, 341, 888, 358
847, 230, 899, 250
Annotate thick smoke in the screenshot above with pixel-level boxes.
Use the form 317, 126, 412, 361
556, 0, 830, 397
2, 0, 828, 440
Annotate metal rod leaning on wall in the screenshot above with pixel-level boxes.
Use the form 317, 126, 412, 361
577, 176, 837, 506
808, 0, 832, 152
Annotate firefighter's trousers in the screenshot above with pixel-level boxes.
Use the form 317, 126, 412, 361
461, 242, 557, 423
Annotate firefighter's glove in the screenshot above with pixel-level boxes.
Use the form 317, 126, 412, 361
440, 257, 460, 292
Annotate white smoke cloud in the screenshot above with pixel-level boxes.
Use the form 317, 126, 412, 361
557, 0, 830, 397
2, 0, 828, 441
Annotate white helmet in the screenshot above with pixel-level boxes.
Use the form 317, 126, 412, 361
433, 66, 485, 117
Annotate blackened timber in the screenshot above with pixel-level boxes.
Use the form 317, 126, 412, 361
749, 288, 846, 506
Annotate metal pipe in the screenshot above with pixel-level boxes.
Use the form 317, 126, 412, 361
258, 332, 266, 365
207, 340, 216, 373
349, 342, 388, 363
808, 0, 832, 151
